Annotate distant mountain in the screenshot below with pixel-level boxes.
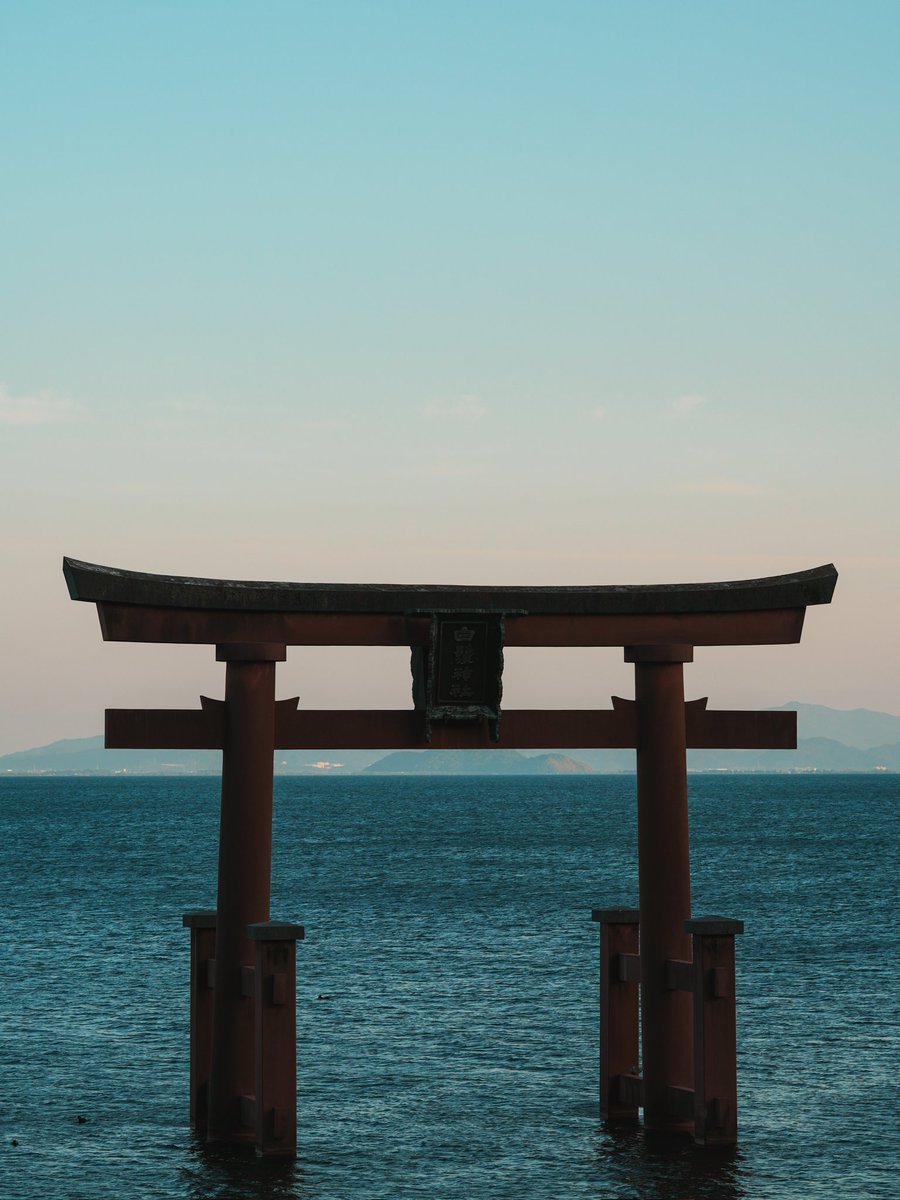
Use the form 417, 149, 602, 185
0, 737, 379, 776
0, 736, 225, 775
687, 738, 900, 772
3, 704, 900, 775
362, 750, 593, 775
772, 703, 900, 750
527, 739, 900, 774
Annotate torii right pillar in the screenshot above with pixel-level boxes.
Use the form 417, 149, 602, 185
628, 644, 695, 1133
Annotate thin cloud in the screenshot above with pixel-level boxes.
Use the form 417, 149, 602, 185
166, 394, 221, 416
671, 393, 709, 417
421, 394, 488, 421
0, 384, 81, 425
303, 418, 350, 432
409, 460, 487, 481
677, 478, 769, 497
589, 405, 607, 421
145, 394, 221, 432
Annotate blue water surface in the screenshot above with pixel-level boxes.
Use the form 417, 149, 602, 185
1, 774, 897, 1199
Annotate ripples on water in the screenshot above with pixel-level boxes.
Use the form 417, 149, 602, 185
1, 774, 897, 1199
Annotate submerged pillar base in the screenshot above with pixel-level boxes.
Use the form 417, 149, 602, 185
248, 921, 304, 1157
592, 906, 744, 1146
592, 907, 640, 1121
183, 910, 217, 1134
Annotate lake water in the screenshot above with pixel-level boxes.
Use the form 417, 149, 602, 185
1, 774, 897, 1199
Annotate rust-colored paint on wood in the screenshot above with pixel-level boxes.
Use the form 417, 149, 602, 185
106, 707, 225, 749
275, 708, 644, 750
685, 704, 797, 749
593, 909, 640, 1121
504, 608, 806, 646
614, 1073, 645, 1108
633, 655, 694, 1134
95, 603, 806, 648
249, 923, 303, 1157
665, 958, 694, 992
206, 658, 276, 1146
97, 604, 430, 647
615, 953, 642, 984
183, 912, 216, 1133
688, 920, 742, 1146
105, 704, 795, 752
666, 1085, 696, 1122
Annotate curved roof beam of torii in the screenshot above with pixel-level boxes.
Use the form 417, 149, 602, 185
64, 558, 837, 617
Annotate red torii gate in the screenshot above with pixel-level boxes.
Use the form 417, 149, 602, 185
64, 557, 837, 1154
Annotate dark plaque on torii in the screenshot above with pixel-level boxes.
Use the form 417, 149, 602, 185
64, 557, 837, 1153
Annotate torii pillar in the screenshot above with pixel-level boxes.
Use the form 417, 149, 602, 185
207, 642, 283, 1143
628, 644, 694, 1131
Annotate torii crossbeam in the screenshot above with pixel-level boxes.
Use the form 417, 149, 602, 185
64, 557, 837, 1152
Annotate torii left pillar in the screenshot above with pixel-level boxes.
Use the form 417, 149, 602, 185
206, 642, 284, 1145
628, 644, 694, 1134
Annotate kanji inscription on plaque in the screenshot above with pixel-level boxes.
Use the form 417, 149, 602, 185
436, 619, 489, 705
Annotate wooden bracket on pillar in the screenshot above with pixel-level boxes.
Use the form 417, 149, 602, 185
247, 920, 304, 1157
624, 644, 694, 663
665, 958, 694, 992
216, 643, 287, 662
686, 916, 744, 1146
666, 1085, 696, 1122
615, 953, 642, 983
240, 1094, 257, 1128
592, 908, 640, 1121
614, 1072, 645, 1108
182, 910, 216, 1133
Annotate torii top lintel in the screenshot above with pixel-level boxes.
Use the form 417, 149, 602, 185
63, 558, 837, 648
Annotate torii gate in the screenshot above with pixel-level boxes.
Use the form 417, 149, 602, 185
64, 557, 836, 1154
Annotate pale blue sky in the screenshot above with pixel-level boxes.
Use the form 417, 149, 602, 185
1, 2, 898, 752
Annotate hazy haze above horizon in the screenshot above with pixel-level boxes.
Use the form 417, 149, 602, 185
1, 1, 898, 753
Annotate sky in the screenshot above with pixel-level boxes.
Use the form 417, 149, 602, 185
1, 1, 898, 754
